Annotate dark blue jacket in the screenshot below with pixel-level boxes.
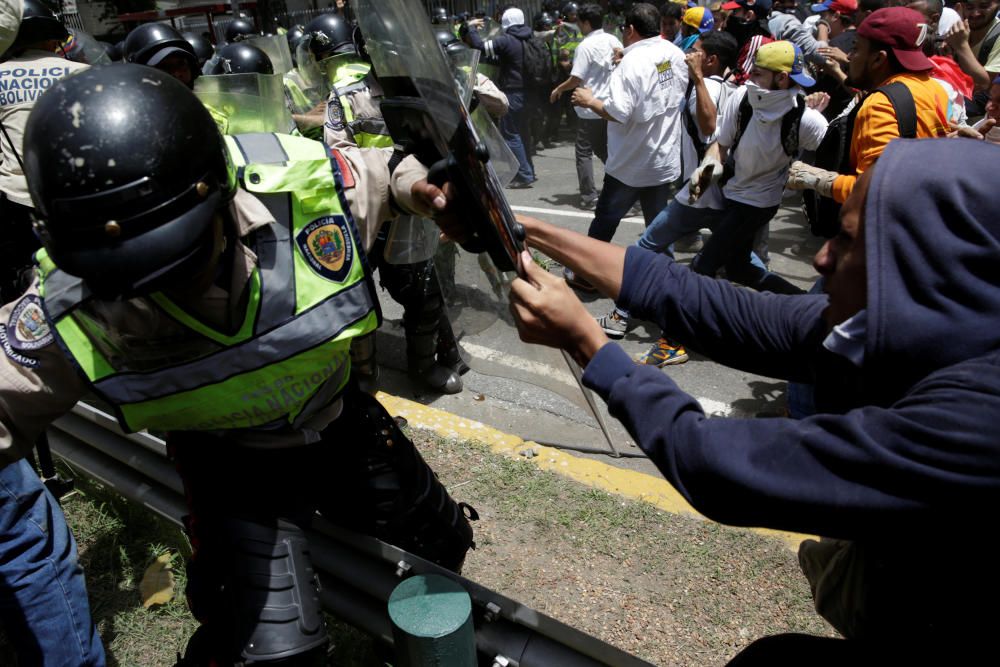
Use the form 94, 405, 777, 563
582, 138, 1000, 648
467, 23, 533, 91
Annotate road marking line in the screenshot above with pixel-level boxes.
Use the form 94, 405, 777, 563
378, 392, 811, 551
511, 204, 644, 225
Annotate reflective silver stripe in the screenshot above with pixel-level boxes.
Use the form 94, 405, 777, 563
252, 192, 296, 330
336, 80, 368, 96
232, 133, 289, 165
92, 281, 373, 404
349, 118, 389, 139
41, 268, 88, 320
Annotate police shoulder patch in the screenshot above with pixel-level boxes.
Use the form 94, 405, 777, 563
8, 295, 53, 352
296, 215, 354, 283
326, 95, 346, 132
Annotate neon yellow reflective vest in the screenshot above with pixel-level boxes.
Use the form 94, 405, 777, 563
36, 133, 379, 434
326, 56, 394, 149
553, 22, 582, 65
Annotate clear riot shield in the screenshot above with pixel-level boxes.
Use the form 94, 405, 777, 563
448, 47, 479, 109
288, 35, 329, 110
357, 0, 613, 448
244, 34, 294, 75
194, 73, 296, 135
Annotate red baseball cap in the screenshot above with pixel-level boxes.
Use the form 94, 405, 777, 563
857, 7, 934, 72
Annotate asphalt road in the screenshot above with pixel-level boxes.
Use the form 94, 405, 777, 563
375, 127, 825, 473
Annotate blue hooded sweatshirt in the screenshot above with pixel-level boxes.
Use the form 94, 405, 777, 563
582, 138, 1000, 651
467, 22, 534, 91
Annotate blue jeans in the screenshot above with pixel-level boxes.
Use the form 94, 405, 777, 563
615, 199, 767, 320
0, 459, 106, 666
587, 174, 678, 243
499, 90, 535, 183
691, 198, 804, 295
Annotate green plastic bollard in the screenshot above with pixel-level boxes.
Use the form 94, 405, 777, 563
388, 574, 477, 666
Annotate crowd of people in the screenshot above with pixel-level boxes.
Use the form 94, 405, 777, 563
1, 0, 1000, 664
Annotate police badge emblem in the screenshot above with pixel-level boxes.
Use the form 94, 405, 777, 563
296, 215, 354, 282
9, 295, 53, 351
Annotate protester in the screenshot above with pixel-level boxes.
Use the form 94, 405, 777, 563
506, 137, 1000, 664
686, 41, 827, 296
595, 31, 741, 357
550, 3, 623, 208
660, 1, 686, 47
788, 7, 949, 204
564, 2, 688, 291
468, 7, 538, 187
680, 6, 716, 52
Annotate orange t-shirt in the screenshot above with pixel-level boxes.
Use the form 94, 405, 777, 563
831, 72, 950, 203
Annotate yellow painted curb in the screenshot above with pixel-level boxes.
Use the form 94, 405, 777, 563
376, 392, 810, 551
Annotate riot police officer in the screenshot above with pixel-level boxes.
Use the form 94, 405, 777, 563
182, 30, 215, 69
4, 63, 475, 666
124, 22, 199, 87
224, 16, 257, 43
308, 15, 471, 395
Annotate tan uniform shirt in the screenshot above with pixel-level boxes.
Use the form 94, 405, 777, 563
0, 144, 432, 466
0, 51, 89, 206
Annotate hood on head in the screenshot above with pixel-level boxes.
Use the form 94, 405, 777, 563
864, 138, 1000, 393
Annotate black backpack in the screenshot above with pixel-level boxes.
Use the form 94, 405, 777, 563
521, 36, 553, 90
803, 81, 916, 239
720, 91, 806, 186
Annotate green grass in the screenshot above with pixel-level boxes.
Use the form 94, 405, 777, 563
0, 430, 829, 666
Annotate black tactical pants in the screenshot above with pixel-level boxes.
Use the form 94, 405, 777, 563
0, 195, 39, 304
169, 389, 475, 665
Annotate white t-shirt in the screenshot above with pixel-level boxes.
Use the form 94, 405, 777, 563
0, 51, 89, 206
570, 28, 622, 120
602, 36, 688, 188
675, 75, 731, 210
718, 85, 828, 208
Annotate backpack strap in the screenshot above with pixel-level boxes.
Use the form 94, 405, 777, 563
780, 94, 807, 157
720, 93, 753, 186
977, 19, 1000, 66
875, 81, 917, 138
682, 78, 708, 163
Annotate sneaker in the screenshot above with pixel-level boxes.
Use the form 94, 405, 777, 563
580, 193, 599, 209
596, 310, 629, 339
674, 233, 703, 253
636, 337, 689, 367
507, 178, 536, 190
563, 268, 597, 293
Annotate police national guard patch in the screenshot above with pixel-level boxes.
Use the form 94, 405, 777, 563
297, 215, 354, 283
8, 295, 53, 351
325, 95, 346, 132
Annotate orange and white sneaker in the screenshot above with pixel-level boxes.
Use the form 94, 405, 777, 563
636, 337, 689, 367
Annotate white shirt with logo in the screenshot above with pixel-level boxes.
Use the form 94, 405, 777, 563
602, 36, 688, 188
570, 28, 622, 120
0, 51, 89, 206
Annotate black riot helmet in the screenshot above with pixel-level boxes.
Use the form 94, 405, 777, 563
533, 11, 555, 30
224, 17, 257, 43
23, 64, 233, 297
285, 24, 305, 50
434, 27, 466, 56
124, 22, 198, 72
10, 0, 69, 51
562, 2, 579, 20
303, 12, 355, 59
108, 39, 124, 61
430, 6, 449, 23
205, 42, 273, 74
182, 31, 214, 67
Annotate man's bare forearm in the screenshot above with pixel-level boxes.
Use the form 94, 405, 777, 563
519, 216, 626, 300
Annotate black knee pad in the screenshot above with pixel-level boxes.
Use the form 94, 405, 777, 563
185, 517, 328, 664
348, 392, 478, 572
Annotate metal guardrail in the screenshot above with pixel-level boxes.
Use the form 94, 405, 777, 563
48, 403, 653, 667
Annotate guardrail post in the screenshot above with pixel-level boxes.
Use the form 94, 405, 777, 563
388, 574, 476, 666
